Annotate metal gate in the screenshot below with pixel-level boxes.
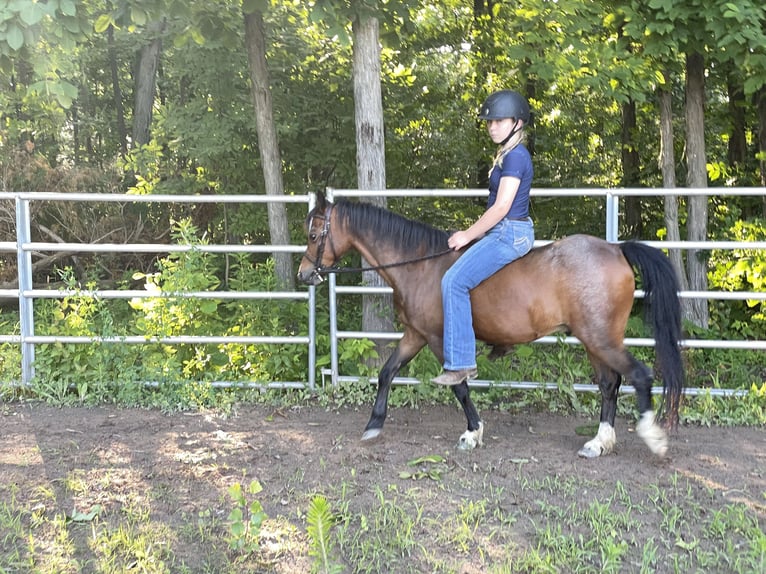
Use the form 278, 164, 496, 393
0, 192, 316, 388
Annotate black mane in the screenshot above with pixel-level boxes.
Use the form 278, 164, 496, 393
335, 199, 450, 255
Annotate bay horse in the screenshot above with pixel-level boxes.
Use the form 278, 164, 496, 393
297, 192, 684, 458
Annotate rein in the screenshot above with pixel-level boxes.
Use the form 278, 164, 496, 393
308, 204, 453, 277
316, 248, 454, 276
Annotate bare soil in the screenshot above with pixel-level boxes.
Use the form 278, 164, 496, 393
1, 402, 764, 572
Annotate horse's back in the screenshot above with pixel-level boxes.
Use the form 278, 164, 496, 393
471, 234, 635, 345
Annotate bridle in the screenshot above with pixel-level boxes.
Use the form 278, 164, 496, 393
303, 203, 453, 282
303, 205, 338, 282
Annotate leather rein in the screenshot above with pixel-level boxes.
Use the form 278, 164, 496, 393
305, 205, 453, 280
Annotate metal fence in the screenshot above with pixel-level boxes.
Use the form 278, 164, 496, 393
1, 188, 764, 395
0, 192, 316, 388
322, 187, 766, 397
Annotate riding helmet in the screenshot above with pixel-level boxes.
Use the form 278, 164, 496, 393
478, 90, 530, 123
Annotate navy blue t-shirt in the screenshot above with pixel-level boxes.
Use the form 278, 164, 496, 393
487, 144, 533, 220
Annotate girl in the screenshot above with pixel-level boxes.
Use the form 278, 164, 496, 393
432, 89, 535, 386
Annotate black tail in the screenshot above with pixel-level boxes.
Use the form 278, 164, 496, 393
619, 241, 685, 426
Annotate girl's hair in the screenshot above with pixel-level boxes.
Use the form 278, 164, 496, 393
491, 122, 526, 171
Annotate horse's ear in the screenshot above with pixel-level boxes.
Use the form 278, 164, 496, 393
315, 190, 327, 210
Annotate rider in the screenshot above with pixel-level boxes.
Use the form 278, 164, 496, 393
432, 89, 535, 386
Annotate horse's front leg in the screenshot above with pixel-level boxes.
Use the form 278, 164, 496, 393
361, 330, 426, 442
451, 382, 484, 450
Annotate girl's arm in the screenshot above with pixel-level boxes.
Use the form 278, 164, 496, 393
448, 176, 520, 250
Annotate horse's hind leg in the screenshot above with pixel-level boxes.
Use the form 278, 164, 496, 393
578, 357, 621, 458
591, 347, 668, 457
630, 354, 669, 457
362, 330, 426, 442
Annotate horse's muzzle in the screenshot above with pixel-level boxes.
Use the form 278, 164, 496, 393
297, 268, 323, 286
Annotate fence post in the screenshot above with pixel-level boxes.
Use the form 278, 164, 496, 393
325, 188, 340, 386
606, 191, 619, 242
16, 196, 35, 385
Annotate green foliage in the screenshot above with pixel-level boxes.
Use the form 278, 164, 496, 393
28, 220, 316, 406
399, 454, 448, 481
31, 268, 145, 404
227, 480, 267, 555
683, 382, 766, 427
337, 338, 379, 378
129, 218, 224, 381
0, 310, 21, 384
708, 219, 766, 337
306, 495, 343, 574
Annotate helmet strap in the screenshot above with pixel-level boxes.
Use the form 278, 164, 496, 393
500, 119, 521, 147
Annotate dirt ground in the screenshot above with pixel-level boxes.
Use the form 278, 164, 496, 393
1, 401, 764, 572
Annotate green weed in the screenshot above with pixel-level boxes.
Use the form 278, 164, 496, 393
226, 480, 267, 556
306, 494, 343, 574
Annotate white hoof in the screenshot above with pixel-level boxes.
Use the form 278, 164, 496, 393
361, 428, 381, 441
577, 422, 616, 458
457, 422, 484, 450
636, 411, 668, 457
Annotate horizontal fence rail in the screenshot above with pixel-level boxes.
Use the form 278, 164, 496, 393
321, 187, 766, 398
0, 192, 316, 388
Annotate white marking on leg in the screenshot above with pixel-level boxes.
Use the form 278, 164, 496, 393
577, 422, 616, 458
636, 411, 668, 457
457, 421, 484, 450
361, 428, 381, 441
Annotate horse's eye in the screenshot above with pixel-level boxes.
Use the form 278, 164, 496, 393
309, 232, 317, 242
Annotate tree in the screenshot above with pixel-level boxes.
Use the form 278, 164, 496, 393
309, 0, 414, 366
243, 6, 294, 290
684, 51, 709, 328
352, 10, 394, 363
759, 86, 766, 214
132, 19, 165, 147
657, 73, 690, 300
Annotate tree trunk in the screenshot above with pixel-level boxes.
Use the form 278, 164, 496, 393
353, 13, 394, 366
684, 51, 709, 329
132, 20, 165, 148
758, 85, 766, 217
243, 9, 294, 290
108, 24, 128, 157
726, 72, 746, 167
621, 99, 642, 238
658, 79, 691, 319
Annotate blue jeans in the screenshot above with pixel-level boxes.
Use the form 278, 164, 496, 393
441, 218, 534, 370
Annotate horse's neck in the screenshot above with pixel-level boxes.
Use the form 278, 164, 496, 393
350, 232, 450, 290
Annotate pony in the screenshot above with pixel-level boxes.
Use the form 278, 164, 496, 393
297, 192, 684, 457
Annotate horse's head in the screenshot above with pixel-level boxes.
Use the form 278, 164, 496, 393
297, 191, 338, 285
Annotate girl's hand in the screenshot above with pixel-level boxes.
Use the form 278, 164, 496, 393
448, 231, 472, 251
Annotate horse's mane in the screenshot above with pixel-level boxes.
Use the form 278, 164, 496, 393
335, 199, 450, 254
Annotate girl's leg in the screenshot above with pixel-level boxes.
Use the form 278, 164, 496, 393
440, 219, 533, 372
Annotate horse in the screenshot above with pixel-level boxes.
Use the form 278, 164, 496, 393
297, 191, 684, 458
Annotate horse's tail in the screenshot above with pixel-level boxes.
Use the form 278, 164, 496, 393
619, 241, 685, 427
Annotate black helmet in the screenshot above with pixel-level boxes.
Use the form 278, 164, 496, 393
478, 90, 530, 123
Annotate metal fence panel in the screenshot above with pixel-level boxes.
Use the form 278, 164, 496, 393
0, 192, 316, 388
321, 187, 766, 396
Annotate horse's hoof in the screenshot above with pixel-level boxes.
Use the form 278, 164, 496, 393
577, 423, 615, 458
457, 422, 484, 450
636, 411, 668, 457
361, 428, 382, 442
577, 444, 603, 458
